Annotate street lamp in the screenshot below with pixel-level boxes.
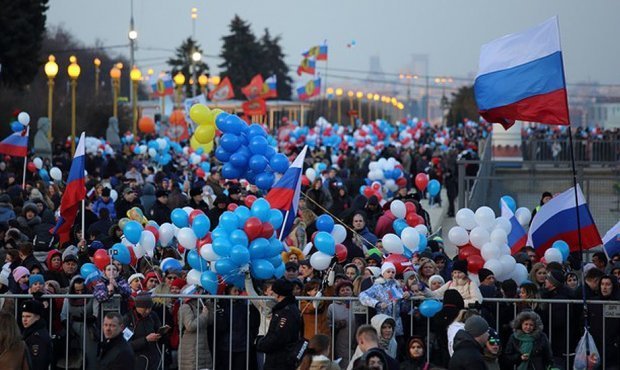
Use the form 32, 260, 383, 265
44, 55, 58, 141
67, 56, 81, 155
356, 91, 363, 122
347, 91, 354, 128
191, 51, 201, 97
174, 71, 185, 108
366, 93, 373, 121
326, 87, 334, 113
198, 74, 208, 96
93, 58, 101, 97
130, 66, 142, 136
110, 67, 121, 118
209, 75, 221, 86
335, 88, 343, 124
373, 94, 380, 120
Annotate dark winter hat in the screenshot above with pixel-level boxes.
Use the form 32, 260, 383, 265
464, 315, 489, 337
478, 268, 494, 282
190, 187, 202, 197
155, 189, 169, 198
228, 183, 241, 195
546, 269, 565, 288
122, 187, 136, 195
133, 292, 154, 309
367, 195, 379, 206
63, 254, 78, 263
442, 289, 465, 310
101, 188, 111, 197
28, 274, 45, 287
21, 300, 44, 316
271, 278, 293, 297
0, 194, 11, 203
285, 262, 299, 271
452, 259, 468, 275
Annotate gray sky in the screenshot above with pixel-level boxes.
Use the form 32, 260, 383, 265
47, 0, 620, 89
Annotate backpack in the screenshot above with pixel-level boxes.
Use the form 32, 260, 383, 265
33, 223, 57, 251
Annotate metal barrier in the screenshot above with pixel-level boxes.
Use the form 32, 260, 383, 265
522, 139, 620, 163
3, 293, 619, 370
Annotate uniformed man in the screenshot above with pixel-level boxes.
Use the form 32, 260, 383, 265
21, 299, 53, 369
256, 278, 303, 370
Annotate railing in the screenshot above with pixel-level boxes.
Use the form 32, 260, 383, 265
4, 293, 619, 370
522, 139, 620, 163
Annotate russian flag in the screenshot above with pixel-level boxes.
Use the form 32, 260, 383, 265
602, 221, 620, 259
474, 16, 570, 129
297, 57, 316, 76
260, 75, 278, 99
297, 78, 321, 101
527, 185, 602, 257
51, 132, 87, 245
265, 146, 308, 243
151, 74, 174, 97
0, 128, 29, 157
500, 199, 527, 255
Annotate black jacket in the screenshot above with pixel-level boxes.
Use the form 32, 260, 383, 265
97, 334, 135, 370
23, 319, 53, 370
504, 331, 552, 370
149, 201, 170, 226
115, 198, 143, 222
124, 309, 162, 370
448, 330, 488, 370
256, 295, 302, 370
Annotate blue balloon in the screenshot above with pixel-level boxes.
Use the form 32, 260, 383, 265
171, 208, 189, 228
248, 238, 270, 260
360, 185, 367, 195
317, 163, 327, 172
316, 215, 335, 233
273, 263, 285, 278
39, 169, 50, 182
269, 153, 289, 173
392, 168, 403, 179
255, 172, 275, 191
211, 227, 228, 240
215, 258, 237, 276
552, 240, 570, 261
251, 259, 274, 279
500, 195, 517, 213
212, 238, 232, 257
267, 238, 284, 257
249, 136, 269, 155
251, 198, 271, 222
124, 220, 143, 244
268, 255, 283, 268
192, 214, 211, 238
418, 233, 427, 253
419, 299, 443, 317
230, 229, 249, 247
221, 163, 243, 179
392, 219, 408, 237
263, 146, 276, 159
200, 271, 218, 295
10, 122, 24, 133
268, 209, 284, 229
229, 152, 249, 169
234, 206, 251, 226
220, 133, 242, 152
161, 258, 183, 273
187, 249, 208, 271
230, 245, 251, 266
248, 123, 266, 137
227, 115, 247, 134
215, 146, 232, 162
110, 243, 130, 264
215, 112, 231, 129
249, 154, 269, 172
314, 231, 335, 255
80, 263, 98, 278
427, 179, 440, 197
219, 211, 239, 232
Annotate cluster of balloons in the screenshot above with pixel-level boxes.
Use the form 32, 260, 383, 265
133, 137, 184, 166
308, 215, 347, 271
361, 158, 407, 200
83, 136, 115, 156
414, 173, 440, 198
10, 112, 30, 133
214, 113, 290, 191
387, 200, 428, 256
189, 104, 219, 153
27, 157, 63, 183
544, 240, 570, 263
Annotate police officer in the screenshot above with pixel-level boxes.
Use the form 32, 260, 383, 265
256, 278, 303, 370
21, 299, 53, 369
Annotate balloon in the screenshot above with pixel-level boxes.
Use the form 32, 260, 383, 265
414, 173, 429, 191
490, 229, 508, 247
419, 300, 442, 317
552, 240, 570, 261
187, 249, 208, 271
138, 116, 155, 133
186, 269, 201, 286
171, 208, 189, 228
500, 195, 516, 213
494, 217, 512, 235
219, 211, 239, 232
110, 243, 130, 264
251, 198, 271, 222
11, 122, 24, 133
244, 217, 263, 241
200, 271, 218, 294
50, 167, 62, 181
248, 238, 270, 260
316, 215, 335, 233
469, 226, 490, 249
188, 210, 205, 225
544, 248, 563, 264
335, 244, 347, 263
214, 258, 237, 276
124, 221, 143, 244
427, 179, 440, 197
414, 225, 428, 236
229, 229, 249, 248
139, 231, 156, 256
17, 112, 30, 125
249, 154, 268, 172
468, 255, 485, 274
177, 228, 198, 250
390, 200, 406, 219
305, 168, 317, 182
401, 227, 420, 251
499, 255, 516, 277
405, 202, 417, 214
474, 206, 496, 228
159, 223, 176, 247
511, 263, 529, 284
200, 243, 221, 262
310, 251, 332, 271
33, 157, 43, 169
456, 209, 476, 230
244, 195, 257, 208
80, 263, 97, 278
260, 222, 275, 239
331, 224, 347, 244
448, 226, 469, 246
314, 231, 335, 255
382, 233, 404, 254
267, 238, 283, 257
27, 162, 36, 173
251, 259, 274, 279
459, 245, 479, 260
405, 212, 421, 227
93, 249, 110, 270
484, 259, 504, 278
384, 254, 410, 275
417, 233, 427, 252
269, 153, 289, 173
515, 207, 532, 227
230, 245, 251, 266
481, 242, 501, 261
190, 104, 211, 125
269, 209, 284, 230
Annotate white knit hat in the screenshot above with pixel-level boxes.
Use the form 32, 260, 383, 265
365, 266, 381, 278
429, 274, 445, 286
381, 262, 396, 275
128, 273, 145, 284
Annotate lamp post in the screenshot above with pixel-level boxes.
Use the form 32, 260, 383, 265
335, 88, 343, 124
191, 51, 201, 97
198, 75, 208, 96
93, 58, 101, 97
326, 87, 334, 115
44, 55, 58, 141
130, 66, 142, 136
128, 0, 137, 105
366, 93, 373, 121
174, 71, 185, 108
347, 91, 354, 128
110, 67, 121, 118
373, 94, 380, 120
356, 91, 363, 123
67, 56, 81, 155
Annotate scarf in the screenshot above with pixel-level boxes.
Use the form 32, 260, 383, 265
378, 336, 391, 352
514, 331, 536, 370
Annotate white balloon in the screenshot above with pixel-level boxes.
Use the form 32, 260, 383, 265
414, 225, 428, 236
511, 263, 529, 284
494, 217, 512, 235
501, 245, 512, 256
390, 200, 406, 219
368, 162, 379, 171
401, 227, 420, 251
110, 189, 118, 203
50, 167, 62, 181
190, 154, 201, 165
469, 226, 490, 249
157, 138, 167, 150
310, 251, 332, 271
200, 243, 221, 261
186, 269, 201, 286
148, 148, 157, 158
490, 229, 508, 247
515, 207, 532, 227
177, 227, 197, 250
474, 206, 496, 228
183, 206, 194, 215
448, 226, 470, 246
385, 179, 398, 192
17, 112, 30, 125
455, 208, 477, 230
382, 233, 404, 254
499, 255, 516, 278
484, 259, 504, 278
331, 224, 346, 244
305, 168, 316, 183
544, 248, 563, 263
139, 231, 156, 255
133, 243, 145, 258
481, 242, 500, 261
159, 223, 176, 247
139, 145, 148, 154
33, 157, 43, 170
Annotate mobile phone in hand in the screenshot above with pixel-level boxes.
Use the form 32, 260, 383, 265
158, 325, 171, 335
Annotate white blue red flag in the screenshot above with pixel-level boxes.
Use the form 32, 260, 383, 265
51, 132, 87, 245
0, 127, 29, 157
474, 16, 569, 129
602, 221, 620, 259
500, 199, 527, 255
265, 146, 308, 243
527, 185, 601, 256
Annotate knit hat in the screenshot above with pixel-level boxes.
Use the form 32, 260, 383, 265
478, 268, 494, 283
452, 259, 468, 274
29, 274, 45, 287
189, 187, 202, 197
546, 269, 565, 288
133, 292, 154, 309
45, 280, 60, 294
145, 271, 161, 283
464, 315, 489, 337
366, 266, 381, 278
170, 278, 187, 290
155, 189, 169, 198
12, 266, 30, 281
443, 289, 465, 310
428, 274, 445, 287
403, 269, 417, 283
271, 279, 293, 297
21, 300, 44, 316
101, 188, 111, 197
63, 254, 78, 263
334, 280, 354, 296
128, 273, 145, 284
0, 263, 11, 286
381, 262, 396, 275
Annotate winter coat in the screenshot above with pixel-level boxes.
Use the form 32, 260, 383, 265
503, 311, 552, 370
215, 298, 248, 352
140, 184, 156, 215
256, 295, 302, 370
300, 296, 330, 340
540, 286, 578, 358
343, 226, 377, 261
97, 334, 135, 370
327, 301, 356, 369
305, 187, 333, 215
60, 289, 98, 368
371, 314, 398, 358
149, 201, 170, 226
448, 330, 487, 370
93, 276, 132, 317
22, 319, 53, 370
124, 309, 162, 370
589, 292, 620, 368
16, 215, 41, 240
245, 275, 275, 336
115, 198, 142, 222
0, 202, 16, 225
358, 278, 404, 335
177, 299, 213, 370
432, 278, 483, 307
92, 197, 117, 220
399, 358, 432, 370
0, 340, 30, 370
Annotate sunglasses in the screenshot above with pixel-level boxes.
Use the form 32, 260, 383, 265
488, 339, 500, 345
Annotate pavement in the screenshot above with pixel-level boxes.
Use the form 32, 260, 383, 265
421, 189, 458, 259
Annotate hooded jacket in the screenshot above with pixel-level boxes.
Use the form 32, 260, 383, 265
358, 278, 404, 336
503, 311, 552, 370
448, 330, 487, 370
371, 314, 398, 358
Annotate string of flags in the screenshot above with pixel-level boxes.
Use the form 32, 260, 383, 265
296, 42, 327, 101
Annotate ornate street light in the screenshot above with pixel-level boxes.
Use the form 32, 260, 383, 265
93, 58, 101, 97
173, 71, 186, 108
110, 67, 121, 118
67, 56, 81, 155
44, 55, 58, 141
130, 66, 142, 136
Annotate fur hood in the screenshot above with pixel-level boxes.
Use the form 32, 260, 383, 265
512, 310, 544, 337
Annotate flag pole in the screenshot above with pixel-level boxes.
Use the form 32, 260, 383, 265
81, 200, 85, 241
22, 156, 27, 189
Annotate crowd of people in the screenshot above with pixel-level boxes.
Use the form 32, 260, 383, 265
0, 116, 618, 370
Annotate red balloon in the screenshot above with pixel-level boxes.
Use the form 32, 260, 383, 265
227, 203, 238, 212
189, 209, 205, 225
301, 175, 310, 187
245, 195, 257, 208
405, 202, 417, 215
406, 212, 420, 227
144, 226, 159, 241
458, 246, 480, 260
335, 243, 347, 263
128, 247, 138, 267
244, 217, 263, 241
27, 162, 37, 173
93, 249, 111, 270
178, 245, 185, 254
415, 214, 425, 226
371, 182, 382, 191
261, 222, 275, 239
468, 255, 485, 274
373, 192, 383, 202
396, 177, 408, 188
363, 187, 375, 198
384, 253, 410, 275
196, 168, 206, 178
414, 173, 429, 191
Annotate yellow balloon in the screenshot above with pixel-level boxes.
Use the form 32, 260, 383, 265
189, 104, 211, 125
198, 141, 213, 153
190, 135, 201, 150
194, 124, 215, 144
205, 109, 217, 127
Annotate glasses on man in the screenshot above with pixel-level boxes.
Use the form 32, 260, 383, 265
488, 338, 500, 345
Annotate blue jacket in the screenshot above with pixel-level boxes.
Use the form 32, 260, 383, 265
93, 197, 117, 220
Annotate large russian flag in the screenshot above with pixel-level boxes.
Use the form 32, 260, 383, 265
500, 199, 528, 255
0, 128, 29, 157
51, 132, 87, 245
474, 16, 570, 129
602, 221, 620, 259
527, 185, 601, 256
265, 146, 308, 243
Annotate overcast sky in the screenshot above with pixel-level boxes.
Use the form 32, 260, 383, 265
47, 0, 620, 88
